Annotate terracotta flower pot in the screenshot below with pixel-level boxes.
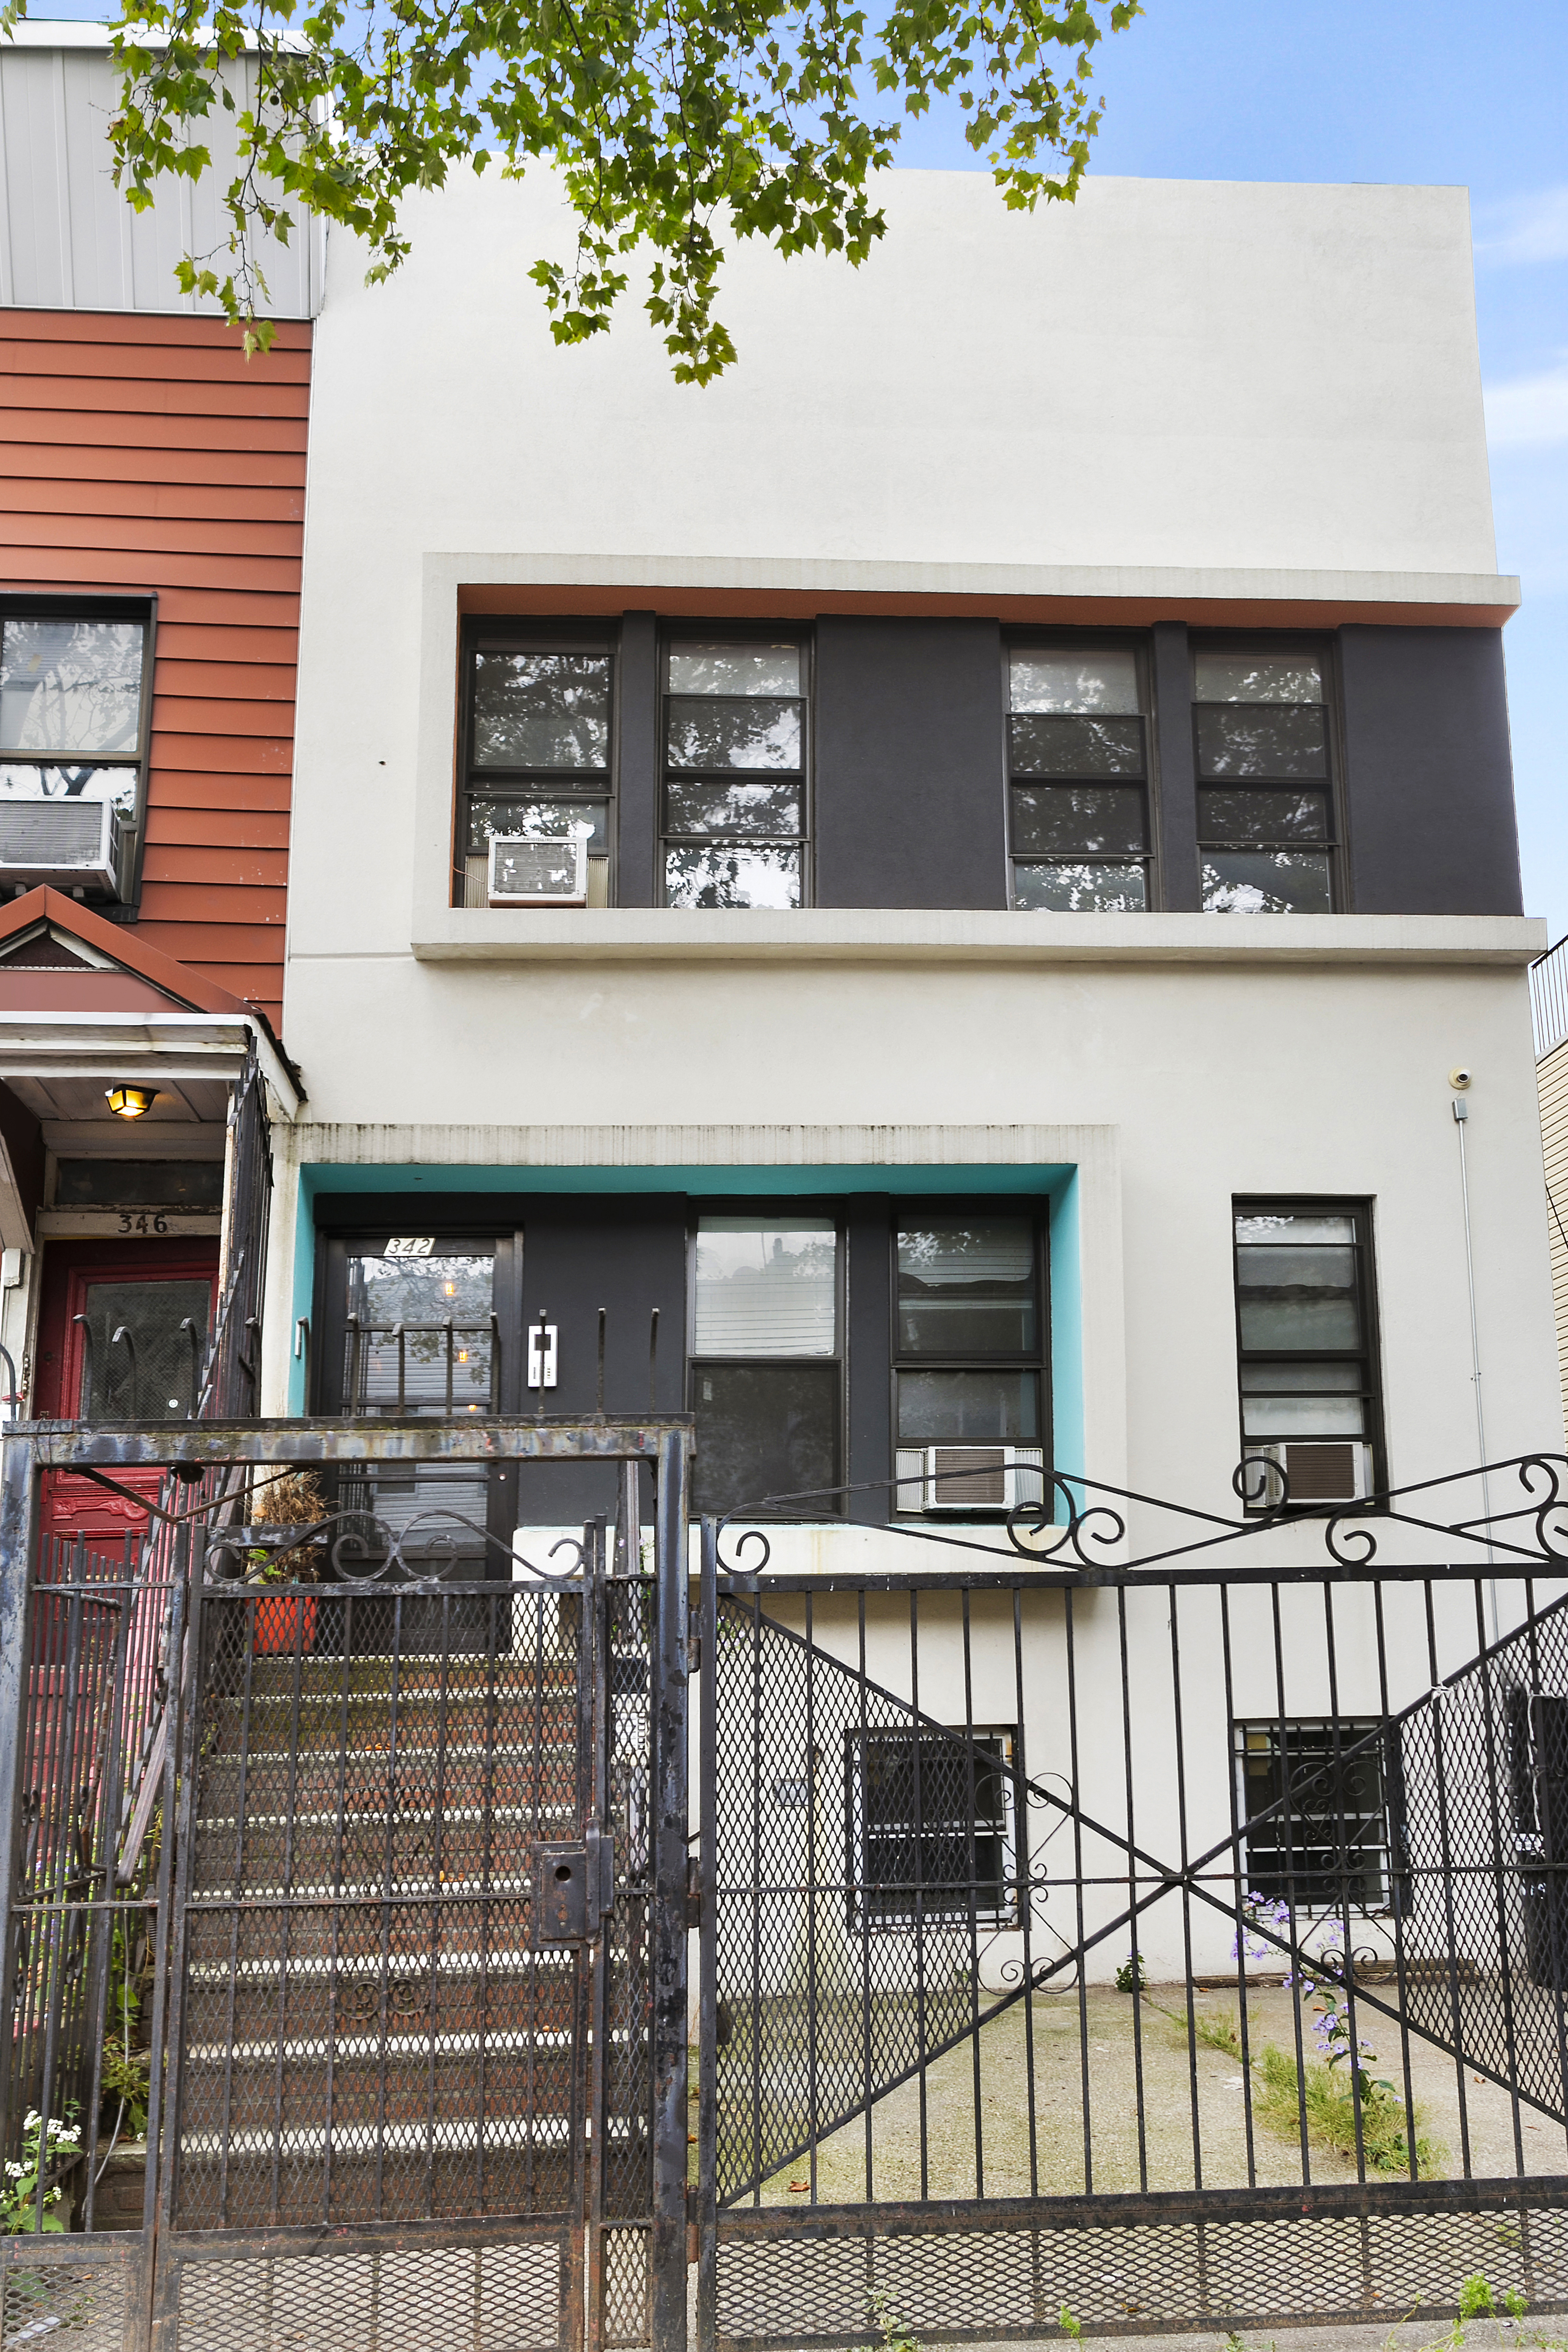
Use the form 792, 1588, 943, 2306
251, 1593, 318, 1656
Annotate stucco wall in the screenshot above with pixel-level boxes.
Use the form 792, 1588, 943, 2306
298, 167, 1497, 583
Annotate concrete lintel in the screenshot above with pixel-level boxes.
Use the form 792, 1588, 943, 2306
405, 910, 1548, 969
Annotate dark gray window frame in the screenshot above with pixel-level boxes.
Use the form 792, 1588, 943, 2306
1002, 632, 1160, 913
454, 617, 620, 908
658, 624, 814, 910
1231, 1193, 1386, 1510
0, 590, 157, 920
1191, 632, 1352, 914
685, 1199, 846, 1519
889, 1199, 1053, 1519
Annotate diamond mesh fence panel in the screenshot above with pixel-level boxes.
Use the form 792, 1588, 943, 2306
601, 2226, 650, 2348
1396, 1595, 1568, 2123
1, 2256, 128, 2351
713, 2203, 1568, 2344
711, 1599, 1018, 2206
172, 2238, 568, 2352
172, 1582, 591, 2229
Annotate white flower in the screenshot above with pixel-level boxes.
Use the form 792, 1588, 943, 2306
5, 2161, 23, 2177
22, 2111, 39, 2129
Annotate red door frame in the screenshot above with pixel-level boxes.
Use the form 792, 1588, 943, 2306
35, 1238, 220, 1544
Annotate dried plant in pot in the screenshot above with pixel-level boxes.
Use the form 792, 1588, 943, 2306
243, 1471, 328, 1655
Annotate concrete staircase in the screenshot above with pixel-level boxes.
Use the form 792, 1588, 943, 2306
173, 1642, 593, 2228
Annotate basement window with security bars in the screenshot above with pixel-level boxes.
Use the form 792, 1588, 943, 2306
1233, 1202, 1381, 1511
1007, 644, 1151, 911
1195, 647, 1338, 913
457, 627, 614, 907
1235, 1719, 1396, 1912
847, 1728, 1018, 1926
0, 603, 151, 905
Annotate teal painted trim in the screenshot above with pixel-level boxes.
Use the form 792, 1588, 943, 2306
1048, 1167, 1082, 1519
286, 1162, 1085, 1514
287, 1164, 321, 1415
300, 1162, 1073, 1198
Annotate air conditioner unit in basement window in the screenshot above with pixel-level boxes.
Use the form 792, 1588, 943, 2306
1244, 1441, 1373, 1511
894, 1445, 1047, 1515
487, 834, 589, 907
0, 799, 127, 896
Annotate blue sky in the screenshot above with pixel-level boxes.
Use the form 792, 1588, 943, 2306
27, 3, 1567, 931
895, 0, 1568, 938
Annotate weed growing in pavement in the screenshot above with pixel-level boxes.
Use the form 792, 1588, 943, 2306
849, 2291, 921, 2352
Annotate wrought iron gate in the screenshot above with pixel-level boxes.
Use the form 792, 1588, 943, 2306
0, 1419, 691, 2352
690, 1463, 1568, 2349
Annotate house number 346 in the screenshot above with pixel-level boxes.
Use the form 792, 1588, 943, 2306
116, 1212, 171, 1235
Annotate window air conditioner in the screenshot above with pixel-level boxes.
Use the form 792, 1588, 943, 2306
1244, 1441, 1373, 1511
488, 834, 589, 907
0, 800, 125, 896
894, 1445, 1047, 1515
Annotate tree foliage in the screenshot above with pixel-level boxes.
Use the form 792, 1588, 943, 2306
2, 0, 1139, 379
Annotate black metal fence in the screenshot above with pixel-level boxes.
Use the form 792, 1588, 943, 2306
693, 1459, 1568, 2347
8, 1428, 1568, 2351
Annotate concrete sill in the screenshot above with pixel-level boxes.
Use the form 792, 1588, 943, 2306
410, 908, 1546, 968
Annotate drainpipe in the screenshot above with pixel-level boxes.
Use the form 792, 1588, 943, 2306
1452, 1074, 1498, 1643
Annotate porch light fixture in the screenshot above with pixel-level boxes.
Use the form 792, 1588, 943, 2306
105, 1084, 157, 1119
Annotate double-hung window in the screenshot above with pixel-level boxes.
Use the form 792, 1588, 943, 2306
1235, 1719, 1395, 1912
1234, 1202, 1381, 1508
662, 638, 808, 907
688, 1215, 842, 1516
458, 631, 614, 907
892, 1215, 1048, 1515
1007, 645, 1151, 911
847, 1727, 1019, 1926
1195, 648, 1337, 912
0, 604, 151, 903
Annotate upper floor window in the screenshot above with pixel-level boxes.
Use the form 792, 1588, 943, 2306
1007, 646, 1150, 912
0, 607, 149, 902
1195, 649, 1335, 913
1233, 1202, 1380, 1509
458, 631, 613, 907
662, 639, 808, 908
688, 1213, 841, 1515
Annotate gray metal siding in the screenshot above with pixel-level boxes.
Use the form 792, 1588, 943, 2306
0, 37, 321, 317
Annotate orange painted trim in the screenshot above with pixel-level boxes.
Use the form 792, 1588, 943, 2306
146, 774, 293, 812
4, 411, 310, 454
455, 583, 1517, 630
145, 808, 292, 848
3, 446, 309, 488
151, 696, 297, 738
0, 378, 311, 419
134, 921, 289, 960
153, 661, 300, 700
3, 479, 307, 524
142, 845, 289, 887
0, 888, 254, 1017
148, 732, 293, 773
1, 311, 312, 350
137, 883, 286, 924
154, 626, 300, 662
3, 341, 313, 385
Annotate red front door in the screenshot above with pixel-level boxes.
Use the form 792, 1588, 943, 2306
35, 1239, 220, 1542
